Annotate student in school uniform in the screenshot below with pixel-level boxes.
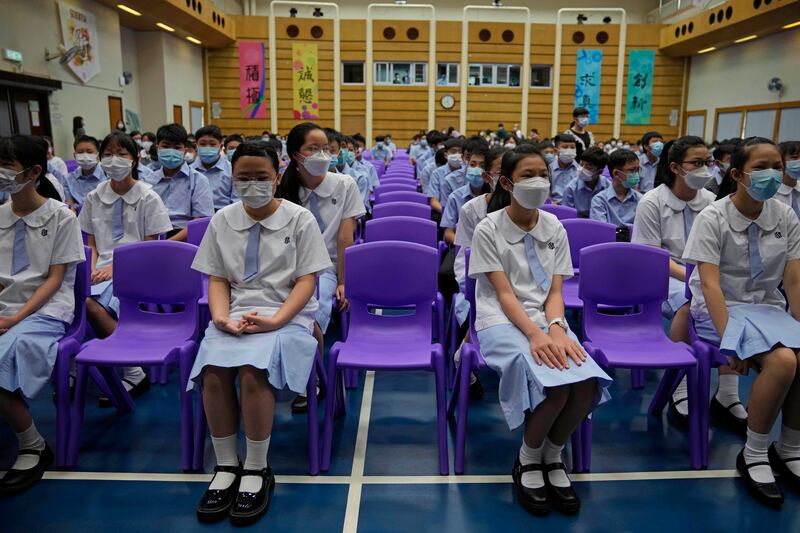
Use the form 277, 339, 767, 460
638, 131, 664, 193
384, 134, 397, 154
441, 136, 490, 208
549, 134, 579, 205
80, 132, 173, 404
0, 135, 85, 495
138, 132, 156, 168
470, 149, 611, 517
224, 134, 244, 163
536, 140, 557, 168
775, 141, 800, 217
277, 122, 365, 413
191, 142, 330, 526
683, 136, 800, 508
65, 135, 107, 207
341, 136, 371, 211
417, 131, 444, 176
142, 123, 214, 241
707, 142, 736, 196
352, 134, 380, 194
590, 149, 642, 226
428, 138, 464, 216
192, 125, 235, 211
563, 146, 610, 218
43, 136, 68, 181
631, 136, 737, 428
371, 135, 392, 164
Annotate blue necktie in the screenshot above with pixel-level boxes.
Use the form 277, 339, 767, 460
112, 198, 124, 241
748, 223, 764, 281
11, 219, 29, 275
523, 234, 550, 292
682, 206, 694, 243
243, 223, 261, 281
308, 192, 327, 233
792, 191, 800, 218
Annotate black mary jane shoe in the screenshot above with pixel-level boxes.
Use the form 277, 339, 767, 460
736, 450, 783, 509
668, 397, 689, 430
98, 375, 151, 408
291, 386, 323, 415
196, 464, 242, 523
544, 462, 581, 516
0, 443, 54, 497
768, 444, 800, 492
469, 374, 485, 401
229, 466, 275, 527
711, 397, 748, 435
511, 458, 550, 517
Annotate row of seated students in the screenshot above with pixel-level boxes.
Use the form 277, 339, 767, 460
1, 123, 800, 524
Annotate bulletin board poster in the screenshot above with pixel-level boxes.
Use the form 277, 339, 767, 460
57, 2, 101, 83
292, 43, 320, 120
574, 49, 602, 124
625, 49, 655, 125
239, 41, 267, 119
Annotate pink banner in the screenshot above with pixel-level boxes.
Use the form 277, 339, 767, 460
238, 41, 266, 119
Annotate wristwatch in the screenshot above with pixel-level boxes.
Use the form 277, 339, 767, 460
548, 317, 568, 332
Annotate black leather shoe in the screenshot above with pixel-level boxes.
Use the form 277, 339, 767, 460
99, 375, 151, 408
468, 374, 484, 401
291, 386, 323, 414
737, 450, 783, 508
0, 443, 54, 497
711, 397, 747, 435
511, 458, 549, 516
229, 466, 275, 526
667, 397, 689, 430
544, 462, 580, 515
768, 444, 800, 492
196, 464, 242, 523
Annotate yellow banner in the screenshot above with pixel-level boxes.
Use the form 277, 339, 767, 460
292, 43, 319, 120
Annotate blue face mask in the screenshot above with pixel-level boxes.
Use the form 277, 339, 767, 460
465, 167, 485, 188
787, 159, 800, 181
226, 149, 236, 162
650, 141, 664, 157
158, 148, 184, 170
577, 117, 589, 128
744, 169, 783, 201
345, 150, 356, 166
544, 153, 555, 165
421, 140, 428, 147
377, 142, 384, 150
329, 157, 339, 171
338, 148, 350, 166
198, 147, 220, 164
620, 171, 641, 189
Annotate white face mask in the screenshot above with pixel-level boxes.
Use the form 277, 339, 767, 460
578, 166, 596, 182
100, 155, 133, 182
184, 152, 196, 164
0, 167, 32, 194
511, 177, 550, 210
141, 141, 153, 151
447, 154, 462, 169
682, 166, 714, 190
75, 153, 98, 170
235, 180, 274, 209
299, 151, 332, 177
558, 149, 576, 164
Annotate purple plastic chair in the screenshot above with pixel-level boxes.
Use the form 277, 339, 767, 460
560, 219, 617, 310
376, 191, 428, 206
578, 243, 702, 469
321, 242, 448, 475
187, 216, 212, 343
374, 183, 418, 203
380, 177, 417, 185
186, 217, 211, 246
372, 201, 431, 220
67, 241, 203, 471
65, 159, 78, 173
540, 204, 578, 220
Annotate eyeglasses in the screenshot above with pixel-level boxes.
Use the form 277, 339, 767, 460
680, 159, 715, 169
234, 175, 275, 181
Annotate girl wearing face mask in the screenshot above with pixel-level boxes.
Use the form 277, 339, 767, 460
138, 132, 156, 168
470, 150, 611, 517
775, 141, 800, 217
632, 136, 721, 427
191, 143, 330, 526
0, 135, 84, 496
564, 107, 595, 160
79, 132, 172, 404
683, 137, 800, 509
66, 134, 106, 207
276, 123, 365, 413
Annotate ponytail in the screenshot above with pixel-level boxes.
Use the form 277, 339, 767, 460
655, 135, 705, 189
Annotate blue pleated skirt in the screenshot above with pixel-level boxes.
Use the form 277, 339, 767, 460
315, 268, 337, 334
188, 322, 317, 394
662, 276, 689, 320
91, 279, 120, 319
0, 314, 66, 398
477, 323, 612, 431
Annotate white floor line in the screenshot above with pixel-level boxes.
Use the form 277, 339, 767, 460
341, 370, 376, 533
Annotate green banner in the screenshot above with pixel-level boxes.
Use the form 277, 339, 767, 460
625, 49, 655, 125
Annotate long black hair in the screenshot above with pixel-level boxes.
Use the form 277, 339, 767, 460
488, 149, 548, 213
0, 135, 61, 200
276, 122, 324, 204
72, 116, 84, 136
716, 136, 780, 199
99, 132, 140, 181
654, 135, 706, 189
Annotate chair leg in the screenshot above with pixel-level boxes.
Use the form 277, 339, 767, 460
453, 349, 473, 475
446, 304, 458, 390
97, 366, 134, 414
631, 368, 645, 389
648, 368, 684, 416
433, 350, 449, 476
344, 369, 359, 390
571, 423, 584, 473
179, 346, 195, 472
321, 349, 340, 472
66, 364, 90, 467
447, 359, 462, 418
54, 343, 74, 467
88, 367, 125, 411
582, 418, 593, 472
695, 344, 712, 468
307, 354, 320, 476
686, 364, 702, 470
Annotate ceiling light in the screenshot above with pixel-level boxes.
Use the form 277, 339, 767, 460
783, 21, 800, 29
156, 22, 175, 32
698, 47, 716, 54
734, 35, 757, 43
187, 36, 202, 45
116, 4, 142, 16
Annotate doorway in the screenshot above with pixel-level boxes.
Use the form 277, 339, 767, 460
189, 101, 205, 133
173, 105, 183, 126
108, 96, 123, 131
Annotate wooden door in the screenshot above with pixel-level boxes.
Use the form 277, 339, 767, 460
173, 105, 183, 126
108, 96, 123, 132
189, 101, 205, 133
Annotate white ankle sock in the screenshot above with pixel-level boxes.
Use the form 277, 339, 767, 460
543, 438, 570, 488
122, 367, 146, 389
743, 428, 774, 484
518, 440, 544, 489
672, 377, 689, 416
716, 374, 747, 420
13, 422, 46, 470
209, 434, 239, 490
240, 436, 270, 493
776, 425, 800, 477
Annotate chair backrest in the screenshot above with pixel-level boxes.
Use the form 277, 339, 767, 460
684, 263, 694, 300
374, 183, 417, 202
561, 218, 616, 269
372, 201, 431, 220
579, 243, 669, 341
186, 217, 212, 246
540, 204, 578, 220
64, 246, 91, 342
377, 191, 428, 205
365, 216, 437, 248
112, 241, 203, 339
345, 241, 437, 344
380, 177, 417, 186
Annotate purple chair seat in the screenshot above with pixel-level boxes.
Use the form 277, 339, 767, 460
376, 191, 428, 205
336, 340, 436, 369
583, 338, 696, 368
372, 201, 431, 219
541, 204, 578, 220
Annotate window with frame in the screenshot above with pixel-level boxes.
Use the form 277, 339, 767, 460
342, 62, 364, 84
437, 63, 459, 86
530, 65, 552, 88
374, 62, 428, 86
468, 63, 522, 87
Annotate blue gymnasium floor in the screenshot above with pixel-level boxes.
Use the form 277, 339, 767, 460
2, 324, 800, 532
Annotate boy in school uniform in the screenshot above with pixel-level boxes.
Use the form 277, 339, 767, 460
352, 134, 380, 193
590, 149, 642, 226
371, 135, 392, 163
441, 136, 489, 208
65, 135, 107, 207
549, 134, 579, 204
638, 131, 664, 193
192, 125, 236, 211
224, 134, 244, 162
428, 138, 464, 216
563, 146, 609, 218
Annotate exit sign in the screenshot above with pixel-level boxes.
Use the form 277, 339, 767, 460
3, 49, 23, 63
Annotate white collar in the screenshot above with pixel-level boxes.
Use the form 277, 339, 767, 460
223, 200, 295, 231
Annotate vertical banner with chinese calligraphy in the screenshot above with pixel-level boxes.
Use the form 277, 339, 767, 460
292, 43, 320, 120
625, 49, 655, 125
239, 41, 267, 119
57, 2, 101, 83
574, 49, 602, 124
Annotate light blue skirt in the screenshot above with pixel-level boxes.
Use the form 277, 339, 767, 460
454, 292, 470, 326
315, 269, 337, 334
0, 314, 66, 398
477, 323, 612, 431
91, 279, 120, 319
662, 276, 689, 320
694, 304, 800, 360
188, 322, 317, 394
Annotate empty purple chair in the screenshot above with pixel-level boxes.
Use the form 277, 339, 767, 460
376, 191, 428, 206
321, 242, 448, 475
365, 216, 437, 248
187, 217, 212, 346
540, 204, 578, 220
67, 241, 203, 471
186, 217, 211, 246
578, 242, 701, 469
372, 201, 431, 220
374, 183, 418, 203
560, 219, 617, 310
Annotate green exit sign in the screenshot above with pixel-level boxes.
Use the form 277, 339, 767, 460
3, 49, 23, 63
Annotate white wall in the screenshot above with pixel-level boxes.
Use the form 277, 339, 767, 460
120, 26, 142, 129
163, 33, 205, 135
135, 32, 167, 132
686, 29, 800, 142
